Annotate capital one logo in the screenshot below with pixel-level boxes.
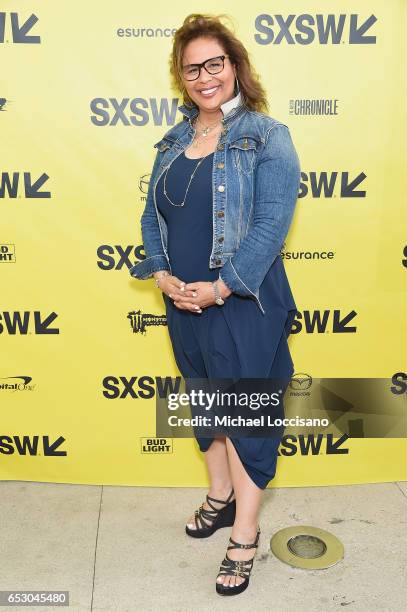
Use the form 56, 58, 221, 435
254, 13, 377, 45
0, 12, 41, 44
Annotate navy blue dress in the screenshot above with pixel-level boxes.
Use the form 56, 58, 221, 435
156, 150, 297, 489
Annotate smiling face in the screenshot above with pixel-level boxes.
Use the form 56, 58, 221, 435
181, 37, 236, 114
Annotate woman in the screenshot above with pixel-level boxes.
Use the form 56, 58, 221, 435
129, 14, 301, 596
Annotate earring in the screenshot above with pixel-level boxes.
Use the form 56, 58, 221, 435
234, 74, 241, 96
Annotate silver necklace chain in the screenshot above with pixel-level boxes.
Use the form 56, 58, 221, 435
195, 115, 221, 137
163, 116, 221, 208
163, 154, 207, 207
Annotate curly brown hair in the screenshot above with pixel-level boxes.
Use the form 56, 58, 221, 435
169, 13, 269, 114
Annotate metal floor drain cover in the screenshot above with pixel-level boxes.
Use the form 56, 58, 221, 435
287, 534, 327, 558
270, 525, 344, 569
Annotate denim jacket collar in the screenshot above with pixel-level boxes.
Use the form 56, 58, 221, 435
178, 91, 245, 128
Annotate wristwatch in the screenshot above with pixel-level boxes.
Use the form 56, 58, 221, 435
212, 280, 225, 306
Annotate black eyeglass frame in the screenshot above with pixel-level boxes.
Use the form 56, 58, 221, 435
181, 54, 230, 81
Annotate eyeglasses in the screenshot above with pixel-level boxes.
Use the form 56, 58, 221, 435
181, 54, 230, 81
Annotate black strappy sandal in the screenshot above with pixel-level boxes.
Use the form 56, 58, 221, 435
185, 489, 236, 539
215, 526, 261, 596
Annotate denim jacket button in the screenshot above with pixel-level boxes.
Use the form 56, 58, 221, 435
217, 144, 224, 151
215, 259, 222, 265
217, 184, 225, 192
217, 162, 225, 169
218, 236, 224, 242
217, 211, 224, 218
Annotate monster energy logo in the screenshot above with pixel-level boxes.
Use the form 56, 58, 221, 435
127, 309, 167, 334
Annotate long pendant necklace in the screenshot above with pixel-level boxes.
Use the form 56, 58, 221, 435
163, 154, 207, 207
162, 116, 220, 207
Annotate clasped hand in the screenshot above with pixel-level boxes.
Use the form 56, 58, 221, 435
160, 275, 232, 313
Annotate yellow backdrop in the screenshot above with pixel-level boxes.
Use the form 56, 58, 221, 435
1, 1, 406, 487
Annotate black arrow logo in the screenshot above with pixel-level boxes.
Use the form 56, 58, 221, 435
326, 433, 349, 454
332, 310, 357, 333
34, 311, 59, 334
349, 14, 377, 45
11, 12, 41, 44
24, 172, 50, 198
341, 172, 366, 197
43, 436, 66, 456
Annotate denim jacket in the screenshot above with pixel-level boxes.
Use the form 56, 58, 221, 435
129, 91, 301, 315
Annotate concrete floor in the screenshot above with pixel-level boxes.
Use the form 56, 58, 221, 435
0, 481, 406, 611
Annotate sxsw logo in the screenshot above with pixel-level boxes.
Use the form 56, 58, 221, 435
390, 372, 407, 395
291, 310, 357, 334
254, 13, 377, 45
299, 172, 366, 198
278, 433, 349, 455
0, 173, 51, 198
0, 12, 40, 43
0, 311, 59, 335
0, 435, 66, 456
97, 244, 145, 270
90, 98, 181, 127
103, 376, 182, 399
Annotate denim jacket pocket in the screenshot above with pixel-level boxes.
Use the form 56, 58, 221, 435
153, 135, 178, 159
228, 136, 261, 176
154, 139, 172, 153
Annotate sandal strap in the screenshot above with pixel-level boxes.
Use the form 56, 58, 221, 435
194, 504, 217, 530
192, 489, 235, 532
217, 555, 254, 580
206, 488, 234, 510
227, 527, 261, 551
